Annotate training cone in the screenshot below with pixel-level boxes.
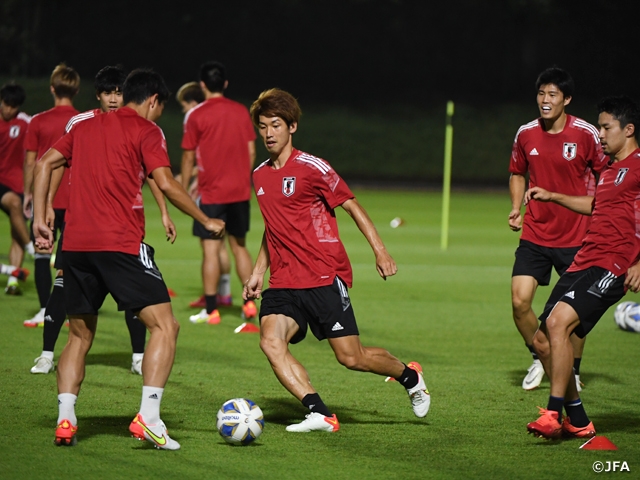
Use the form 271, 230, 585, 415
167, 288, 177, 297
580, 436, 618, 450
234, 322, 260, 334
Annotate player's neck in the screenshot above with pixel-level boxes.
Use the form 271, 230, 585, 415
613, 141, 640, 163
205, 91, 224, 100
542, 112, 567, 134
271, 145, 294, 169
53, 97, 73, 107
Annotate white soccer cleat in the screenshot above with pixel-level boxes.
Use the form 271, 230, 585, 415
405, 364, 430, 418
23, 308, 46, 328
131, 355, 143, 375
522, 359, 544, 390
285, 412, 340, 432
31, 356, 55, 374
575, 374, 583, 393
130, 414, 180, 450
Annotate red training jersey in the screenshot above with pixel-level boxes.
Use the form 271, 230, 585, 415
568, 149, 640, 277
0, 112, 31, 193
24, 105, 79, 209
509, 115, 608, 247
253, 149, 355, 289
181, 97, 256, 204
52, 107, 171, 255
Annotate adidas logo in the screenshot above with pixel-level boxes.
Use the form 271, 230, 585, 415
529, 148, 539, 155
331, 322, 344, 332
564, 291, 575, 299
44, 315, 53, 322
257, 187, 265, 196
149, 393, 159, 399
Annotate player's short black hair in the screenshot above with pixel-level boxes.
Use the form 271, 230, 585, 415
535, 67, 574, 98
0, 83, 26, 107
597, 96, 640, 140
199, 61, 227, 93
94, 66, 126, 94
123, 68, 171, 105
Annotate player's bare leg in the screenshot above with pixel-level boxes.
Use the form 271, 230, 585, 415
570, 333, 586, 391
328, 335, 404, 377
545, 302, 580, 400
191, 239, 223, 324
512, 275, 544, 389
228, 235, 258, 324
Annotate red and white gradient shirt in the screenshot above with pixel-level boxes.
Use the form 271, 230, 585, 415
253, 149, 355, 289
568, 149, 640, 276
0, 111, 31, 193
510, 115, 608, 247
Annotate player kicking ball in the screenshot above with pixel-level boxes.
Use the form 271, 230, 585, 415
243, 88, 430, 432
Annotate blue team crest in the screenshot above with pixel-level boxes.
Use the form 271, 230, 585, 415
563, 142, 577, 161
282, 177, 296, 197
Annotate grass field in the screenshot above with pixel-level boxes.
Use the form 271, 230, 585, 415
1, 189, 640, 479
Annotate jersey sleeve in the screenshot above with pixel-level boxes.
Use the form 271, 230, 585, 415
141, 124, 171, 176
312, 162, 354, 209
508, 132, 528, 175
52, 129, 74, 165
181, 110, 199, 150
24, 116, 39, 152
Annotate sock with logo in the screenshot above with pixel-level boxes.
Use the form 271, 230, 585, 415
42, 277, 67, 352
394, 364, 419, 389
302, 393, 332, 417
564, 398, 590, 427
527, 344, 539, 361
125, 310, 146, 354
546, 396, 564, 421
205, 295, 217, 315
57, 393, 78, 425
35, 254, 52, 308
218, 273, 231, 297
140, 386, 164, 424
573, 358, 582, 376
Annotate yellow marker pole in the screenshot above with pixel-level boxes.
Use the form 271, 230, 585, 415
440, 101, 454, 250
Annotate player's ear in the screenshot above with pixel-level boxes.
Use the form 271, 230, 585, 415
223, 80, 229, 91
563, 95, 572, 107
289, 122, 298, 134
624, 121, 635, 138
149, 93, 158, 108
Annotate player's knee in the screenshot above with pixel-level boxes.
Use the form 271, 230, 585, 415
511, 293, 532, 317
259, 335, 286, 359
335, 351, 363, 371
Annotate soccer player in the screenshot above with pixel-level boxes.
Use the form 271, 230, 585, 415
508, 67, 607, 391
176, 81, 233, 308
243, 88, 430, 432
0, 83, 34, 295
524, 95, 640, 439
27, 66, 173, 376
22, 64, 80, 326
32, 68, 225, 449
180, 62, 257, 330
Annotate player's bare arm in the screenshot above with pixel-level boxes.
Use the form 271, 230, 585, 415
22, 150, 37, 217
341, 198, 397, 279
151, 166, 225, 237
248, 140, 256, 168
32, 147, 67, 250
147, 176, 177, 243
244, 233, 270, 300
180, 149, 196, 191
509, 173, 526, 231
524, 186, 594, 215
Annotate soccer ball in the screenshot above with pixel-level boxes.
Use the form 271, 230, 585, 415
614, 301, 636, 331
216, 398, 264, 445
624, 303, 640, 333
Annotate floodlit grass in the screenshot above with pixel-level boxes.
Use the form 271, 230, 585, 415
1, 189, 640, 479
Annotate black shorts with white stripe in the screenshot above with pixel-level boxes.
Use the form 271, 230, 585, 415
259, 276, 359, 344
538, 266, 625, 338
63, 243, 170, 315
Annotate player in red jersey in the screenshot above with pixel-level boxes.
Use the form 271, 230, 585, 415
524, 95, 640, 439
176, 81, 234, 309
32, 69, 224, 449
243, 88, 430, 432
508, 68, 608, 391
0, 83, 34, 295
22, 64, 80, 327
180, 62, 257, 330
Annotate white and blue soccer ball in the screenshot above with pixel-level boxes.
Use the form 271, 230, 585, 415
216, 398, 264, 445
614, 301, 640, 332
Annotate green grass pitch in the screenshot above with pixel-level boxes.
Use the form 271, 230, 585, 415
1, 189, 639, 479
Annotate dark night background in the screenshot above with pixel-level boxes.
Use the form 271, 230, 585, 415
2, 0, 639, 183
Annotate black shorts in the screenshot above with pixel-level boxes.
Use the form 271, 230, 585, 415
539, 266, 625, 338
193, 200, 250, 239
259, 277, 359, 344
512, 239, 580, 286
53, 221, 66, 270
30, 208, 65, 243
0, 183, 23, 216
63, 243, 171, 315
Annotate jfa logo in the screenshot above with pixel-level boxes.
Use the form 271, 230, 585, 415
614, 168, 629, 186
563, 142, 577, 161
592, 460, 630, 472
282, 177, 296, 197
9, 125, 20, 138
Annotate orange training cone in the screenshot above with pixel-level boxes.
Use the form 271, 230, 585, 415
580, 436, 618, 450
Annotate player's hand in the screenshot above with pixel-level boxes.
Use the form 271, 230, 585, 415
625, 263, 640, 293
204, 218, 225, 238
524, 186, 553, 205
375, 250, 397, 280
508, 208, 522, 231
23, 194, 33, 219
243, 273, 264, 300
33, 220, 54, 252
162, 214, 177, 244
45, 205, 56, 229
